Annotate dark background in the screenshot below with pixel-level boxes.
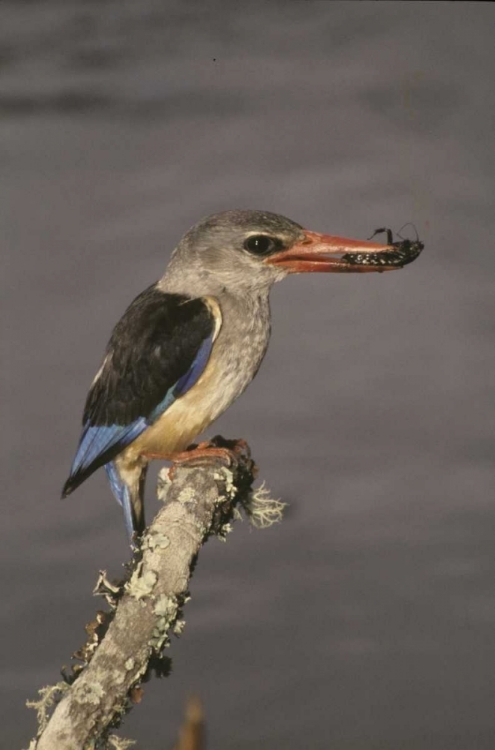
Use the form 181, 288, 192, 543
2, 3, 494, 748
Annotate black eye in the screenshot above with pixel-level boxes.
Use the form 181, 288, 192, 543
243, 234, 280, 256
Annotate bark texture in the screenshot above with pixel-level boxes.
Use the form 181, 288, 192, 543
33, 446, 255, 750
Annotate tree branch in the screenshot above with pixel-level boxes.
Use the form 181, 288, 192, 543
27, 440, 283, 750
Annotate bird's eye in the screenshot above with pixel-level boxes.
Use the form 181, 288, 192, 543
243, 235, 280, 256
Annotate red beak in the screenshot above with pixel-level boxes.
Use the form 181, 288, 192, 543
265, 229, 412, 273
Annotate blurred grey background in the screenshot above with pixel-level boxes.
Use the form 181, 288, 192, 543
2, 2, 494, 748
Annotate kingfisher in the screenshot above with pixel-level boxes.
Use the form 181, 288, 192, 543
62, 210, 422, 540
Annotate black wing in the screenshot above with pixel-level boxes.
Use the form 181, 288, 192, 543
62, 285, 216, 495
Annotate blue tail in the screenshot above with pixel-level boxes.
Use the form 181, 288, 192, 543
105, 461, 148, 541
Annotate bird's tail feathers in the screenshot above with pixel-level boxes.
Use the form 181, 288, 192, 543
105, 461, 147, 540
61, 469, 91, 499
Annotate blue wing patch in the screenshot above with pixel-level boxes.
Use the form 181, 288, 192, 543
147, 336, 213, 421
62, 325, 215, 498
173, 336, 213, 398
69, 338, 213, 479
68, 418, 149, 480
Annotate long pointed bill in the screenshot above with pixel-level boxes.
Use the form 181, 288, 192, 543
265, 229, 423, 273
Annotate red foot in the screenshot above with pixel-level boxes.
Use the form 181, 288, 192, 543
142, 437, 250, 479
143, 436, 254, 479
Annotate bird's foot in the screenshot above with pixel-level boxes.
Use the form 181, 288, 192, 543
167, 436, 254, 479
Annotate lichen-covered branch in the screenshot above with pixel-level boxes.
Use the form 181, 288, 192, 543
28, 440, 284, 750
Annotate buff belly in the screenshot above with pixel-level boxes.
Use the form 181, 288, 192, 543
118, 359, 231, 469
116, 290, 271, 475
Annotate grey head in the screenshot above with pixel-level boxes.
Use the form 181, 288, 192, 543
159, 209, 419, 298
160, 210, 306, 296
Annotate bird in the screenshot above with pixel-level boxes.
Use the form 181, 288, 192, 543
62, 209, 421, 541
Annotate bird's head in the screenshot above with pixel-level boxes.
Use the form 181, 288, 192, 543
162, 210, 417, 295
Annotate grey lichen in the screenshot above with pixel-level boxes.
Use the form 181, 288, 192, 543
173, 619, 186, 636
126, 567, 158, 600
153, 594, 178, 619
26, 682, 69, 735
107, 735, 136, 749
74, 680, 105, 706
177, 485, 198, 505
156, 469, 173, 502
216, 521, 233, 541
213, 466, 236, 498
93, 571, 121, 597
150, 594, 180, 650
93, 570, 122, 609
146, 532, 171, 551
243, 481, 286, 528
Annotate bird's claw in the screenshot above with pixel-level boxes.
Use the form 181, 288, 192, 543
167, 436, 254, 479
